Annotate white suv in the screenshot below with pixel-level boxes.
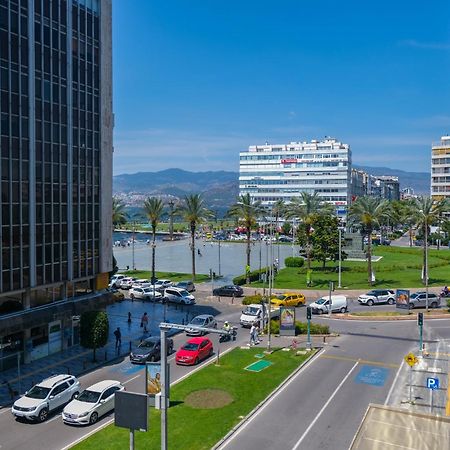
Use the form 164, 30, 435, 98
164, 287, 196, 305
109, 274, 125, 288
129, 286, 162, 301
11, 374, 80, 422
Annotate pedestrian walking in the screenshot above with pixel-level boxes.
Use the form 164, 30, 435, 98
254, 324, 260, 344
141, 312, 149, 333
114, 327, 122, 349
249, 324, 257, 346
127, 312, 131, 324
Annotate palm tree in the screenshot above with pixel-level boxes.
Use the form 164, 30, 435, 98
112, 197, 127, 227
143, 197, 165, 283
178, 194, 212, 280
348, 196, 390, 286
286, 192, 334, 276
390, 200, 417, 247
411, 196, 448, 284
227, 194, 264, 283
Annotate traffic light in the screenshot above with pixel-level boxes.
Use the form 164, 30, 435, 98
418, 312, 424, 326
306, 306, 312, 320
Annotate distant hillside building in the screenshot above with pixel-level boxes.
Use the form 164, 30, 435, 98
431, 136, 450, 200
350, 170, 400, 201
239, 138, 351, 218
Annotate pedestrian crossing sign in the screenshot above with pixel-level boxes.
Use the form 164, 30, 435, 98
404, 352, 418, 367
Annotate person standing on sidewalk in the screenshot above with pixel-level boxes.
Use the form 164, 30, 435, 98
141, 312, 149, 333
249, 324, 257, 346
127, 312, 132, 324
114, 327, 122, 349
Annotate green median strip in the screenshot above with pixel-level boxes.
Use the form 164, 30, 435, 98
73, 347, 314, 450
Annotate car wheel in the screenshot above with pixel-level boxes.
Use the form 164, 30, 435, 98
409, 304, 414, 310
388, 298, 394, 305
181, 300, 187, 305
38, 407, 49, 422
209, 348, 213, 357
71, 392, 79, 401
89, 412, 98, 425
194, 357, 199, 365
367, 299, 374, 306
150, 355, 156, 362
340, 307, 346, 313
167, 346, 173, 355
318, 309, 323, 315
431, 302, 438, 308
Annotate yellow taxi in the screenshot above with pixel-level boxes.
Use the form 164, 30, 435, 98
108, 288, 125, 303
270, 292, 306, 307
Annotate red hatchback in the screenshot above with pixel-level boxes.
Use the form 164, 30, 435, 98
175, 337, 213, 365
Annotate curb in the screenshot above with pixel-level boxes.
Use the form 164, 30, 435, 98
336, 313, 450, 321
212, 347, 324, 450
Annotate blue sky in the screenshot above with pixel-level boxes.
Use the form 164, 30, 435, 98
112, 0, 450, 175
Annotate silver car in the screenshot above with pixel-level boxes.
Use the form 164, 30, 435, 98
186, 315, 217, 336
409, 292, 440, 309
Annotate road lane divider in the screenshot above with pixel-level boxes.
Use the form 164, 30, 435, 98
320, 353, 399, 369
291, 361, 359, 450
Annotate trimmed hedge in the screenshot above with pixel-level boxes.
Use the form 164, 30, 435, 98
242, 294, 264, 305
267, 319, 329, 336
233, 267, 269, 286
284, 256, 304, 268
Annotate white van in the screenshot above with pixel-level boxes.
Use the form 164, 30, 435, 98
309, 295, 347, 314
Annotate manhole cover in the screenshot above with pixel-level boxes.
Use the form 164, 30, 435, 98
245, 360, 273, 372
185, 389, 233, 409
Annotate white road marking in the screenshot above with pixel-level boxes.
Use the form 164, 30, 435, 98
46, 413, 62, 424
384, 360, 404, 405
123, 374, 140, 385
0, 408, 10, 415
290, 361, 359, 450
217, 349, 323, 449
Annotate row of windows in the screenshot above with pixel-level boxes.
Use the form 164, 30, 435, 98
242, 187, 347, 194
240, 153, 348, 161
239, 178, 348, 186
431, 177, 450, 183
432, 158, 450, 165
240, 162, 347, 169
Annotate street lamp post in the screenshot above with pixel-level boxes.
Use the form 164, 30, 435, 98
132, 220, 136, 270
168, 200, 175, 241
218, 239, 221, 277
425, 218, 429, 312
338, 227, 342, 289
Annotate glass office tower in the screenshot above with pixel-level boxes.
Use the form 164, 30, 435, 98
0, 0, 112, 370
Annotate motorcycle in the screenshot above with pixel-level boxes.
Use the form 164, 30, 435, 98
440, 289, 450, 298
219, 327, 237, 343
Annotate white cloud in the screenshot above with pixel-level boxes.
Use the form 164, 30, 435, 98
399, 39, 450, 50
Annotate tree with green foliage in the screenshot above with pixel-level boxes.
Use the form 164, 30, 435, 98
80, 311, 109, 362
286, 192, 334, 276
143, 197, 165, 283
349, 196, 390, 285
310, 214, 347, 268
177, 194, 212, 280
227, 194, 264, 283
389, 200, 417, 246
112, 197, 127, 227
411, 196, 448, 284
281, 221, 292, 236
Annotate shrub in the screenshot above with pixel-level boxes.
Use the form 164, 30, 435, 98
284, 257, 304, 268
242, 294, 264, 305
233, 267, 270, 285
266, 319, 329, 335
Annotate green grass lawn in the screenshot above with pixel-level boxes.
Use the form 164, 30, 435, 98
250, 246, 450, 290
121, 270, 210, 283
73, 347, 312, 450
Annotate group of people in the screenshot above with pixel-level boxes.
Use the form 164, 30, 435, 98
249, 323, 261, 346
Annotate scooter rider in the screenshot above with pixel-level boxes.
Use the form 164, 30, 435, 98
223, 321, 231, 333
442, 286, 449, 297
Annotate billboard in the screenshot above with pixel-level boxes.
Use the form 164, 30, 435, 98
146, 362, 162, 396
280, 307, 296, 336
396, 289, 410, 312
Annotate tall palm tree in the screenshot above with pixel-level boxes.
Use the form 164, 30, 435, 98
286, 192, 334, 275
143, 197, 165, 283
178, 194, 212, 280
112, 197, 127, 227
411, 196, 448, 284
348, 196, 390, 286
227, 194, 264, 283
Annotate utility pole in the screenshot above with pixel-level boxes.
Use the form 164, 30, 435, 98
160, 329, 168, 450
338, 227, 342, 289
425, 218, 429, 312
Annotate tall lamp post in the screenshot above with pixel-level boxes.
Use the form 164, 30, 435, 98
420, 209, 429, 312
338, 227, 343, 288
168, 200, 175, 241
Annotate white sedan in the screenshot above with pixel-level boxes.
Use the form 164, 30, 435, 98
129, 286, 163, 301
62, 380, 124, 425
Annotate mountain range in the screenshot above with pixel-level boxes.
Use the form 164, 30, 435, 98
113, 166, 430, 215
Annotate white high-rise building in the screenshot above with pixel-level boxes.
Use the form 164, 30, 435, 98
239, 138, 351, 218
431, 136, 450, 200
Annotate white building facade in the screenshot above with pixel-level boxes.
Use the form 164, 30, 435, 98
239, 138, 351, 218
431, 136, 450, 200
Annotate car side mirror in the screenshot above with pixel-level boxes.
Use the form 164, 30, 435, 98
74, 393, 79, 398
49, 395, 55, 399
100, 399, 106, 404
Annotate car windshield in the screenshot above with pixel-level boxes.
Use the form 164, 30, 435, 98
26, 385, 51, 399
182, 343, 199, 351
275, 295, 286, 300
77, 390, 101, 403
315, 298, 327, 305
244, 307, 259, 316
410, 293, 421, 299
180, 290, 190, 297
139, 341, 155, 349
190, 318, 205, 326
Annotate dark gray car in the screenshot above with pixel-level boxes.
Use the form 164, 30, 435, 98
175, 281, 196, 292
129, 336, 174, 364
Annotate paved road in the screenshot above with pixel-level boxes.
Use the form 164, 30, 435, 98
218, 315, 450, 450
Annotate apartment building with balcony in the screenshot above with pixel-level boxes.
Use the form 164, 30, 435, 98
431, 136, 450, 200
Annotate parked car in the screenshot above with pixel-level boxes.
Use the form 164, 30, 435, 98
309, 295, 348, 314
358, 289, 396, 306
278, 236, 293, 243
409, 292, 440, 309
109, 274, 126, 289
186, 315, 217, 336
134, 278, 150, 285
154, 279, 173, 291
164, 287, 196, 305
119, 277, 137, 289
129, 286, 162, 301
11, 374, 80, 422
107, 288, 125, 302
175, 280, 196, 292
212, 285, 244, 297
175, 337, 213, 365
130, 336, 174, 364
62, 380, 124, 425
271, 292, 305, 307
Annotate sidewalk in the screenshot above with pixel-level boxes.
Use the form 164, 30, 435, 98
0, 299, 204, 409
